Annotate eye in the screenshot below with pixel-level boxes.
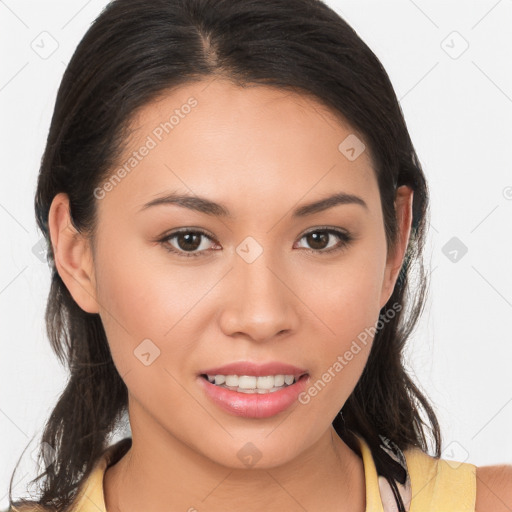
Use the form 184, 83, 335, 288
295, 227, 353, 255
158, 228, 219, 258
157, 226, 354, 258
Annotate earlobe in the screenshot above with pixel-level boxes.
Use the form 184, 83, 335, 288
48, 192, 99, 314
380, 185, 414, 308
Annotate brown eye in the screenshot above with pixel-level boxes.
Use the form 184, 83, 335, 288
296, 228, 353, 254
175, 232, 202, 251
159, 229, 217, 258
305, 231, 330, 250
158, 227, 353, 259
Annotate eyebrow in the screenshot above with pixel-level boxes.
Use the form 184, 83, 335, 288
138, 191, 368, 217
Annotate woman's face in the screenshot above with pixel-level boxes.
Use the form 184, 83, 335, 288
52, 78, 411, 468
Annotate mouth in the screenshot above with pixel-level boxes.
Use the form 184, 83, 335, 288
199, 372, 309, 394
198, 372, 311, 418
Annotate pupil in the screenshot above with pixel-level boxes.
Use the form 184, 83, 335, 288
179, 233, 200, 251
308, 232, 328, 250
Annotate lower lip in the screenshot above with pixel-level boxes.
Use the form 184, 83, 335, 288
198, 374, 310, 419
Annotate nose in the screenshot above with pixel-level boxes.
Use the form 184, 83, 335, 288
218, 248, 300, 343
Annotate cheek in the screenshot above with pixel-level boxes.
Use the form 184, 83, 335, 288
297, 236, 387, 407
314, 237, 387, 339
92, 232, 211, 375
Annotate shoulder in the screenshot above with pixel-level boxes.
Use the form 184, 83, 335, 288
475, 464, 512, 511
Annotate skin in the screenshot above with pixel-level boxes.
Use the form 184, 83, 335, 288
48, 77, 416, 511
475, 465, 512, 511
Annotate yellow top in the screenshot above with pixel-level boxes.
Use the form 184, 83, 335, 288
10, 436, 476, 512
357, 436, 476, 511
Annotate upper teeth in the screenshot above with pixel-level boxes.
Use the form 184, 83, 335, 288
207, 374, 296, 389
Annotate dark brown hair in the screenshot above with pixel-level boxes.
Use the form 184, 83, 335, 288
9, 0, 440, 510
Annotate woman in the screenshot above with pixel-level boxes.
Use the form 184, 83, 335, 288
7, 0, 512, 510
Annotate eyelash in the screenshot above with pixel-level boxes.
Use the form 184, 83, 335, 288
157, 227, 354, 258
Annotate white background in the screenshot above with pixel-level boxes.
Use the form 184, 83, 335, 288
1, 0, 511, 507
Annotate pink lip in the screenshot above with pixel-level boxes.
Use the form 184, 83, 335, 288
199, 361, 308, 378
198, 373, 310, 418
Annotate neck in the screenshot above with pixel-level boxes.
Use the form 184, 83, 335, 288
104, 400, 366, 512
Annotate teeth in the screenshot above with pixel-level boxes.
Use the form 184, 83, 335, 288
239, 375, 257, 389
255, 376, 273, 389
205, 374, 298, 391
274, 374, 285, 386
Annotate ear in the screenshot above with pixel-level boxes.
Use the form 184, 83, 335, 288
380, 185, 414, 308
48, 192, 99, 314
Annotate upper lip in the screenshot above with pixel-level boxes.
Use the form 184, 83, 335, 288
199, 361, 309, 378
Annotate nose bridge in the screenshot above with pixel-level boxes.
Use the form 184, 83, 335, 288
237, 246, 282, 304
219, 236, 297, 340
235, 235, 287, 310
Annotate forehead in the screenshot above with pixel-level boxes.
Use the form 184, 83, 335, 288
97, 78, 379, 219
